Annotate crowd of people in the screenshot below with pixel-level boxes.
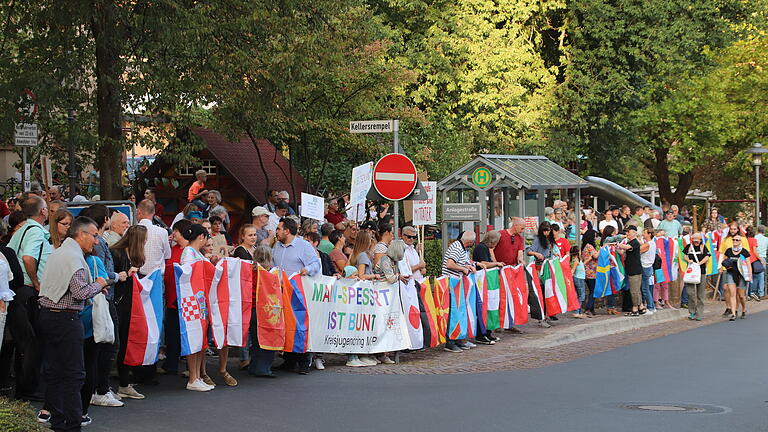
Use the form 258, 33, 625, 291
0, 170, 762, 431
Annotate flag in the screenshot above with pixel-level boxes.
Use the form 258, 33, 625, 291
418, 279, 440, 348
174, 261, 214, 356
525, 263, 545, 320
501, 265, 529, 326
447, 277, 467, 340
485, 268, 501, 330
281, 272, 310, 353
463, 275, 477, 339
398, 259, 423, 350
124, 270, 164, 366
705, 233, 719, 276
473, 270, 489, 336
594, 246, 612, 298
433, 276, 450, 344
609, 247, 626, 293
655, 237, 675, 283
254, 266, 285, 350
209, 258, 253, 349
676, 236, 690, 273
558, 256, 581, 312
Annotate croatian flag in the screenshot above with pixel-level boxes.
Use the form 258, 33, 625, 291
124, 270, 164, 366
209, 258, 253, 349
175, 261, 214, 356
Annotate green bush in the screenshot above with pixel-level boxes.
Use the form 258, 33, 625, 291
0, 396, 42, 432
424, 239, 443, 277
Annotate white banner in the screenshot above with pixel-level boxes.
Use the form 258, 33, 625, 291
350, 162, 373, 206
300, 192, 325, 221
412, 181, 437, 225
305, 276, 410, 354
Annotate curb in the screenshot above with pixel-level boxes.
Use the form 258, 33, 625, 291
519, 308, 689, 349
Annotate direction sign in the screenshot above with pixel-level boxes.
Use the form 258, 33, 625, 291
372, 153, 417, 201
14, 123, 38, 147
349, 120, 395, 134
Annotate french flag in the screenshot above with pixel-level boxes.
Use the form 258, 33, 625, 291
209, 258, 253, 349
175, 261, 214, 356
124, 270, 164, 366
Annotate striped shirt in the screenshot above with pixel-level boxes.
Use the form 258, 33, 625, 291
441, 240, 471, 278
38, 269, 103, 311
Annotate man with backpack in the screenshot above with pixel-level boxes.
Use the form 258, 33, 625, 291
7, 195, 53, 400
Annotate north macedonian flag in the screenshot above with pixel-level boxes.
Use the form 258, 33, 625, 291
433, 276, 450, 344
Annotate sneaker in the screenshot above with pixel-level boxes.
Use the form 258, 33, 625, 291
380, 355, 396, 364
186, 379, 213, 392
117, 384, 145, 400
443, 344, 462, 353
108, 389, 122, 401
314, 358, 325, 370
81, 415, 92, 427
681, 303, 688, 309
298, 366, 310, 375
751, 293, 761, 302
549, 315, 559, 321
201, 374, 216, 387
456, 342, 471, 350
360, 356, 378, 366
722, 308, 732, 317
90, 392, 124, 407
464, 341, 477, 348
37, 410, 51, 424
741, 312, 747, 319
346, 358, 366, 367
539, 320, 551, 328
688, 313, 696, 320
488, 334, 500, 342
475, 335, 494, 345
645, 309, 655, 316
694, 316, 703, 321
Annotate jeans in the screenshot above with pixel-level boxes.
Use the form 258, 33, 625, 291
192, 199, 208, 213
573, 278, 586, 313
680, 279, 689, 305
749, 271, 765, 297
82, 337, 98, 416
641, 267, 656, 310
585, 279, 596, 312
40, 309, 85, 432
95, 299, 118, 394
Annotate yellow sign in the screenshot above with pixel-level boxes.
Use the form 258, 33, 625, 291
472, 167, 492, 188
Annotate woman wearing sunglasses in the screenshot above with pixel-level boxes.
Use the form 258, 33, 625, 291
721, 234, 751, 321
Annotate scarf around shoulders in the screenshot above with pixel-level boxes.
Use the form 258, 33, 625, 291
39, 237, 90, 303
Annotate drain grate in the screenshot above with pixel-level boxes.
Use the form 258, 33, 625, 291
601, 402, 730, 414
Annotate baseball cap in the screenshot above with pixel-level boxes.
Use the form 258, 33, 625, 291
251, 206, 270, 217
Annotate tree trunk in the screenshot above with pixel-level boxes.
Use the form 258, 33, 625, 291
653, 146, 694, 206
92, 1, 123, 200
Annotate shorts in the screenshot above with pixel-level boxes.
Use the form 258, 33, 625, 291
723, 271, 747, 289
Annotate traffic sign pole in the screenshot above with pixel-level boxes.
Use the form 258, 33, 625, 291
22, 146, 29, 192
393, 120, 400, 237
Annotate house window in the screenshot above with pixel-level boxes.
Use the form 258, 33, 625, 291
178, 159, 217, 176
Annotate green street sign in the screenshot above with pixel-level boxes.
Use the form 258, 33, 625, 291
472, 167, 492, 188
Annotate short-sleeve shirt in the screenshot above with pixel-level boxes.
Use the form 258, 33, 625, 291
442, 240, 470, 278
581, 243, 598, 279
317, 239, 334, 255
354, 251, 373, 275
683, 243, 710, 273
7, 219, 53, 286
555, 238, 570, 258
329, 248, 347, 274
624, 238, 642, 276
187, 180, 205, 202
472, 243, 492, 263
598, 219, 618, 234
325, 211, 345, 226
494, 230, 523, 266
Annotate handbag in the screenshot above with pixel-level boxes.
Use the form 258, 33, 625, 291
88, 259, 115, 344
752, 259, 765, 274
682, 246, 701, 284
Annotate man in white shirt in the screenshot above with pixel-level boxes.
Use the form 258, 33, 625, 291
401, 225, 426, 285
136, 200, 171, 275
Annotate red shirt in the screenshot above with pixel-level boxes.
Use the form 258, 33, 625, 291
556, 238, 571, 258
164, 244, 183, 308
325, 211, 346, 226
494, 230, 524, 265
188, 180, 205, 202
0, 200, 9, 218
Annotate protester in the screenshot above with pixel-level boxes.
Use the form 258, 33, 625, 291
349, 231, 377, 281
372, 239, 405, 364
570, 245, 587, 318
48, 185, 62, 202
657, 210, 683, 237
232, 224, 258, 261
327, 229, 349, 274
0, 221, 22, 396
7, 195, 52, 402
38, 216, 108, 431
401, 226, 426, 286
209, 215, 231, 259
722, 234, 751, 321
264, 190, 280, 213
753, 225, 768, 300
50, 208, 74, 249
187, 170, 209, 211
601, 226, 622, 314
472, 230, 504, 341
701, 208, 723, 233
272, 217, 320, 374
137, 199, 171, 277
325, 198, 346, 227
598, 210, 618, 233
103, 211, 129, 247
551, 224, 570, 258
441, 231, 477, 352
617, 226, 645, 316
373, 222, 394, 267
495, 218, 525, 268
581, 228, 599, 317
161, 219, 192, 377
206, 190, 229, 228
528, 222, 558, 323
640, 228, 657, 315
143, 188, 165, 221
250, 206, 273, 245
247, 245, 279, 377
299, 219, 319, 238
683, 233, 710, 321
171, 203, 200, 228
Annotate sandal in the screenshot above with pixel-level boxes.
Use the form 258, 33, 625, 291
219, 371, 238, 386
630, 311, 639, 317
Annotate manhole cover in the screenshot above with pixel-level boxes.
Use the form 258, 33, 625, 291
599, 402, 730, 414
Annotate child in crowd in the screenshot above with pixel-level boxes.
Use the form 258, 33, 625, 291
570, 245, 587, 319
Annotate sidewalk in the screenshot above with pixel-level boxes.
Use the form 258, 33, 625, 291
323, 298, 768, 375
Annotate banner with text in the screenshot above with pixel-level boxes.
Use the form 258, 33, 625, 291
305, 276, 410, 354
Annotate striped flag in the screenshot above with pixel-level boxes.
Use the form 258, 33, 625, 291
433, 276, 449, 344
676, 236, 690, 273
705, 233, 719, 276
594, 246, 612, 298
525, 263, 545, 320
281, 272, 310, 353
255, 266, 285, 350
501, 265, 529, 326
473, 270, 489, 336
124, 270, 164, 366
447, 277, 467, 340
558, 256, 581, 312
418, 279, 440, 348
174, 261, 215, 356
485, 268, 501, 330
609, 248, 626, 293
463, 275, 477, 339
209, 258, 253, 349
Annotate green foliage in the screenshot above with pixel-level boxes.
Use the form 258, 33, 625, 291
0, 397, 43, 432
423, 239, 443, 277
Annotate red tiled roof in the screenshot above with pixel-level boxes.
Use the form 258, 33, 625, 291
191, 128, 305, 203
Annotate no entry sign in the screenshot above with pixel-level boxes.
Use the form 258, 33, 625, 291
373, 153, 417, 201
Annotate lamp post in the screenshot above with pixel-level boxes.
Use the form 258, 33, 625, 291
747, 143, 768, 225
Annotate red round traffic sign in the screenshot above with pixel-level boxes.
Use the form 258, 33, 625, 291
373, 153, 418, 201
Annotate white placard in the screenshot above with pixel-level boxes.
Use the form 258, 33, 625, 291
41, 156, 53, 190
349, 120, 394, 134
412, 181, 437, 225
350, 162, 373, 206
300, 192, 325, 221
14, 123, 38, 147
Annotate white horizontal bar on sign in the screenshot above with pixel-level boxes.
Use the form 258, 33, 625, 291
375, 172, 415, 182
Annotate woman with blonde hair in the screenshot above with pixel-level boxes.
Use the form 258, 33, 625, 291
49, 208, 73, 249
349, 231, 378, 281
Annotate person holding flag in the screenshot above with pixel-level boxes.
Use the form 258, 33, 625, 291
683, 233, 710, 321
721, 234, 751, 321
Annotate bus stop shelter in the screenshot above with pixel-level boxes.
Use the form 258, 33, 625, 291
437, 155, 589, 251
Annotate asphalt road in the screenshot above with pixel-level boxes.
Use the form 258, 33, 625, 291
88, 311, 768, 432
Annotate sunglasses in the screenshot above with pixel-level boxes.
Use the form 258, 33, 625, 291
404, 234, 418, 239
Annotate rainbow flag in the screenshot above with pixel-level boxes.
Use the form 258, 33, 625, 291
655, 238, 675, 283
418, 279, 440, 348
447, 277, 467, 340
676, 236, 690, 274
705, 233, 719, 276
280, 271, 309, 353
